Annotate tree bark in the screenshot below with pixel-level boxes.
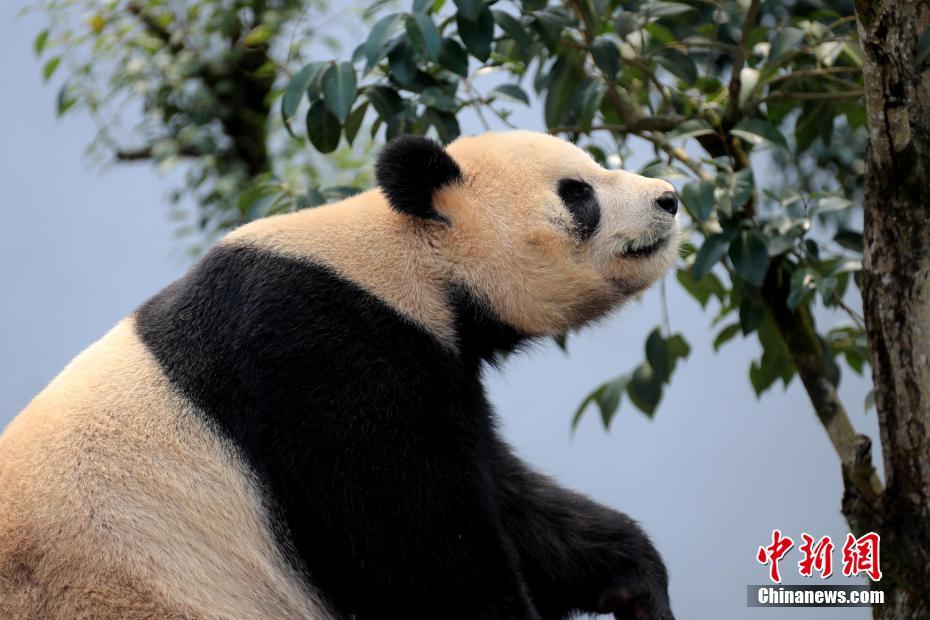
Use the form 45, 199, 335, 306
760, 261, 884, 533
854, 1, 930, 617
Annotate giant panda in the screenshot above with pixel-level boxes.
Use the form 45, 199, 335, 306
0, 130, 679, 620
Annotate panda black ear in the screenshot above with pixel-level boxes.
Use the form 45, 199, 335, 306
375, 135, 462, 220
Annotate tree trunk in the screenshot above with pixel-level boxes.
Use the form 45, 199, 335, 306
854, 1, 930, 617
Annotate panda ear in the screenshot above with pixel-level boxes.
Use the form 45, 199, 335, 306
375, 135, 462, 221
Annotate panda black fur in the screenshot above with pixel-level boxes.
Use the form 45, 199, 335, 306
1, 131, 678, 619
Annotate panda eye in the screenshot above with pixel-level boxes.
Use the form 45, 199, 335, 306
557, 178, 600, 241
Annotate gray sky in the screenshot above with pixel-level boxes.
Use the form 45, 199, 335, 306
1, 2, 879, 618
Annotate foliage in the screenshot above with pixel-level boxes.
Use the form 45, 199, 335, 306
30, 0, 375, 251
33, 0, 870, 425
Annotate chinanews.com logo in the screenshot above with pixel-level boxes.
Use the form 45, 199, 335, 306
747, 530, 884, 608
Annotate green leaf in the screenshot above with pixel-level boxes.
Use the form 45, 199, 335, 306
591, 36, 620, 79
731, 118, 789, 151
321, 62, 358, 123
645, 328, 670, 382
388, 40, 418, 85
242, 24, 272, 46
643, 22, 674, 45
597, 377, 627, 428
493, 10, 533, 50
42, 56, 61, 82
407, 13, 441, 61
544, 56, 575, 128
738, 67, 760, 107
533, 7, 574, 29
281, 62, 328, 135
728, 230, 769, 286
572, 392, 597, 430
692, 232, 732, 281
679, 180, 715, 221
364, 14, 402, 72
770, 28, 804, 61
385, 108, 415, 140
439, 38, 469, 76
490, 83, 530, 105
747, 312, 796, 396
834, 229, 863, 253
666, 334, 691, 370
237, 184, 279, 219
655, 48, 697, 83
297, 188, 325, 209
570, 79, 603, 133
344, 102, 368, 145
573, 374, 629, 431
717, 167, 755, 215
666, 119, 715, 140
865, 389, 876, 412
56, 84, 76, 116
366, 85, 404, 119
322, 186, 361, 201
532, 7, 572, 51
824, 259, 862, 276
844, 348, 865, 375
795, 101, 834, 152
739, 294, 764, 334
306, 99, 341, 153
812, 195, 850, 217
817, 275, 838, 303
643, 330, 690, 384
713, 323, 741, 351
749, 360, 775, 396
420, 86, 457, 112
452, 0, 483, 22
457, 6, 494, 61
426, 107, 461, 143
676, 268, 724, 307
34, 29, 49, 56
787, 267, 818, 309
627, 363, 662, 417
646, 1, 696, 17
614, 12, 640, 39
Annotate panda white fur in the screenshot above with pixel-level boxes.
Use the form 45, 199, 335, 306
0, 131, 679, 619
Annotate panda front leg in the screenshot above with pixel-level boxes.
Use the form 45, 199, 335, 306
318, 460, 543, 620
494, 449, 674, 620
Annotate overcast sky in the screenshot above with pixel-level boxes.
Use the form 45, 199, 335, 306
0, 2, 880, 618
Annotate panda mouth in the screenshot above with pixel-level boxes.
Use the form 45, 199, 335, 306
622, 235, 668, 258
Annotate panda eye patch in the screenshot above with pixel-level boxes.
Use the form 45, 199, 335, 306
557, 178, 600, 241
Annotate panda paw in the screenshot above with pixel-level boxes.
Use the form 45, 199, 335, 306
597, 572, 674, 620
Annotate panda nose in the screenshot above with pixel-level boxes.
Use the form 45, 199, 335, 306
655, 191, 678, 216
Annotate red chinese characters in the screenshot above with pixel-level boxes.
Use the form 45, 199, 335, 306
756, 529, 794, 583
842, 532, 882, 581
798, 533, 834, 578
757, 530, 883, 582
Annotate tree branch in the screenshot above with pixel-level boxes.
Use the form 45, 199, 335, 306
761, 260, 884, 530
115, 144, 204, 161
551, 121, 714, 182
762, 259, 882, 522
126, 2, 183, 54
643, 132, 713, 181
115, 147, 154, 161
551, 115, 686, 135
758, 90, 864, 103
723, 0, 761, 128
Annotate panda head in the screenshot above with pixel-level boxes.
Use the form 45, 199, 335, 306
376, 131, 679, 338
